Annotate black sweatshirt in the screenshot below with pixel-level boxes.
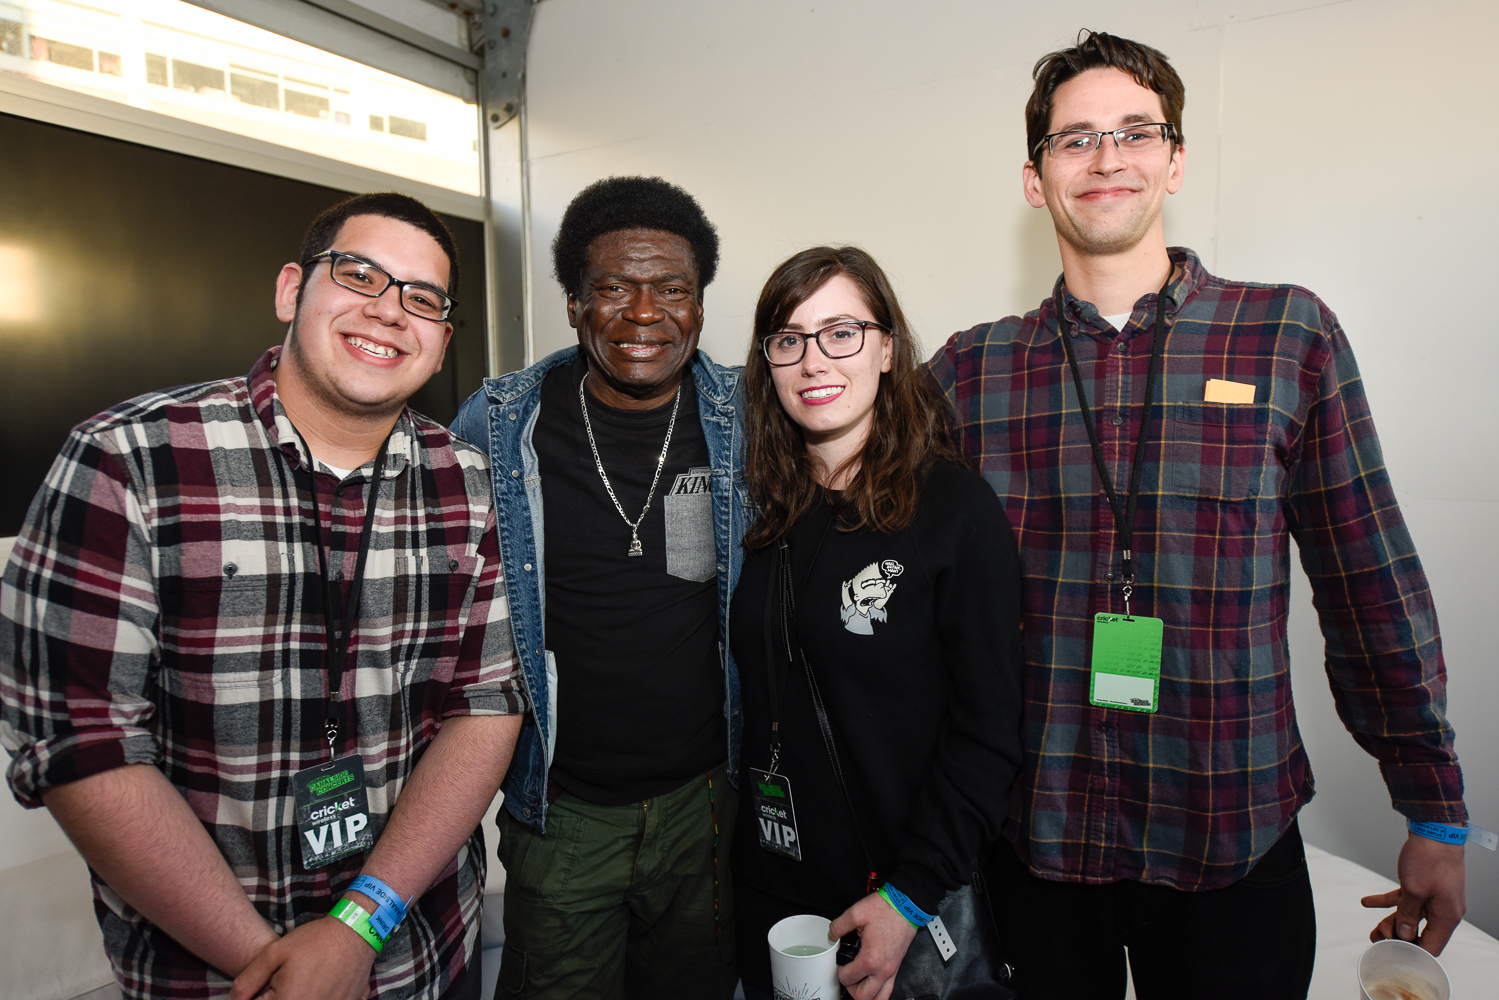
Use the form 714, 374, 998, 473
729, 462, 1024, 984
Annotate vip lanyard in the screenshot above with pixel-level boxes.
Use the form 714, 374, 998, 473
761, 507, 835, 774
760, 508, 876, 889
1055, 276, 1172, 618
290, 428, 392, 759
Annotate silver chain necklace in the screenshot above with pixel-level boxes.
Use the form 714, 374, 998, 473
578, 371, 682, 557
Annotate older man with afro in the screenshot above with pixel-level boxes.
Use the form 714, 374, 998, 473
453, 176, 747, 999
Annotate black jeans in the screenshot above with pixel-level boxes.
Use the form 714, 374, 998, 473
984, 820, 1316, 1000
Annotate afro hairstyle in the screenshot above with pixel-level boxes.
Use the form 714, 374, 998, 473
551, 176, 720, 300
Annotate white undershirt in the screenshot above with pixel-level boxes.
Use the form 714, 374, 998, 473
1101, 312, 1132, 332
319, 461, 355, 479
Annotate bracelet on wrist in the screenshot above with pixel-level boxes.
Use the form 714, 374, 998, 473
329, 899, 385, 953
348, 874, 411, 940
1407, 819, 1468, 846
878, 883, 935, 928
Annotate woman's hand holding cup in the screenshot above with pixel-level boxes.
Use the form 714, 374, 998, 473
830, 893, 919, 1000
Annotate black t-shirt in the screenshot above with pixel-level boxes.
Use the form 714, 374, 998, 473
728, 462, 1025, 992
535, 357, 726, 804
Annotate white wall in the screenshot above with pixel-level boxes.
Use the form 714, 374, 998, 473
521, 0, 1499, 936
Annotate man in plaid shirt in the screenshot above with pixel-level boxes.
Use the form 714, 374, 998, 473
1, 193, 527, 1000
930, 31, 1467, 998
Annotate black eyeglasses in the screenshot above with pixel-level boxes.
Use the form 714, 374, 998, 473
761, 320, 888, 367
303, 250, 457, 321
1032, 122, 1177, 159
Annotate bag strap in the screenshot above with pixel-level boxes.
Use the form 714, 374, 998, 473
774, 540, 879, 894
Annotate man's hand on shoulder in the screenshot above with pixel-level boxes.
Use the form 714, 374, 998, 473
229, 915, 376, 1000
1360, 832, 1466, 956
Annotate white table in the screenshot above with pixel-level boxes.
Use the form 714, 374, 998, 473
1122, 844, 1499, 998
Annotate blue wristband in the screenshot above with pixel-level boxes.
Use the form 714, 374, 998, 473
349, 874, 411, 940
1407, 820, 1468, 846
878, 882, 935, 928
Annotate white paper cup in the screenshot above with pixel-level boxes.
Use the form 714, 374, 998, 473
768, 914, 839, 1000
1357, 939, 1451, 1000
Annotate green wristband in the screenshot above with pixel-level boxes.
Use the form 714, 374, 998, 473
329, 898, 384, 953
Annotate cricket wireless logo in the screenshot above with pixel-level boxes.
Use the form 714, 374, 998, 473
304, 795, 368, 856
758, 800, 797, 853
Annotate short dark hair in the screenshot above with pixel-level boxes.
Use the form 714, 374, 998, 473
551, 176, 719, 300
742, 246, 972, 549
298, 192, 460, 299
1026, 30, 1185, 175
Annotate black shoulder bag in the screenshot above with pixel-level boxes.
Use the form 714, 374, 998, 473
766, 539, 1017, 1000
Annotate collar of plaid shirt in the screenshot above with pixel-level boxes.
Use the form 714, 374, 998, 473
262, 347, 416, 482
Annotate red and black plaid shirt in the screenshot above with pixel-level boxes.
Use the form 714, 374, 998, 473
2, 347, 525, 997
929, 248, 1464, 889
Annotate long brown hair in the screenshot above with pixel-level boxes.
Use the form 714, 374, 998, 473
742, 246, 971, 550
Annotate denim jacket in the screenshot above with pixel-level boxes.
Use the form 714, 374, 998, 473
451, 346, 748, 831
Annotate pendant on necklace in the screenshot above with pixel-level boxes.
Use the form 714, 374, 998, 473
627, 537, 644, 557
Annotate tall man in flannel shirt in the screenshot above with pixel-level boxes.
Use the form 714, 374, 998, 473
930, 31, 1467, 998
1, 193, 527, 1000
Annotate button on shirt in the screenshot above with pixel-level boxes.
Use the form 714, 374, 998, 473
929, 248, 1464, 890
0, 347, 527, 998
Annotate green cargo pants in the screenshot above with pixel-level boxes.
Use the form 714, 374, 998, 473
494, 763, 738, 999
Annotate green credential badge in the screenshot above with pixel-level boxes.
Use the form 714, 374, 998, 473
1088, 613, 1163, 713
293, 753, 375, 869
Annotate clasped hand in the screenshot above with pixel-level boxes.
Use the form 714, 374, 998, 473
229, 915, 376, 1000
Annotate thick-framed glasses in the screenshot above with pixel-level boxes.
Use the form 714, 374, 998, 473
303, 250, 457, 321
1032, 122, 1176, 159
761, 320, 888, 367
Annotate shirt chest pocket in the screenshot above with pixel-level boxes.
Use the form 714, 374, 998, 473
391, 551, 481, 687
158, 538, 297, 740
160, 537, 297, 650
1165, 402, 1271, 501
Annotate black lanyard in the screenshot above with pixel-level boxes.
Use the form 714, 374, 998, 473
760, 509, 877, 891
1056, 275, 1173, 618
290, 428, 392, 758
761, 505, 835, 774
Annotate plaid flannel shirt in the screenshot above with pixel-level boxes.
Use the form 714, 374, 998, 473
930, 248, 1464, 890
1, 347, 526, 998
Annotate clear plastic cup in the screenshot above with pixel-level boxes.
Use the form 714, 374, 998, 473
1357, 939, 1451, 1000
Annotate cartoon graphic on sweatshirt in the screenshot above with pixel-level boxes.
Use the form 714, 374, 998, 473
840, 559, 904, 634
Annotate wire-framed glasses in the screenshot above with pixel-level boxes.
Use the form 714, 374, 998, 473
1032, 122, 1176, 159
761, 320, 888, 367
303, 249, 457, 321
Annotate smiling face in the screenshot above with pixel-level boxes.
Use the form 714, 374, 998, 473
769, 273, 893, 478
568, 227, 703, 410
274, 213, 453, 420
1022, 67, 1185, 259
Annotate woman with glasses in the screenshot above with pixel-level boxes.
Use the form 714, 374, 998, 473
729, 246, 1024, 1000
